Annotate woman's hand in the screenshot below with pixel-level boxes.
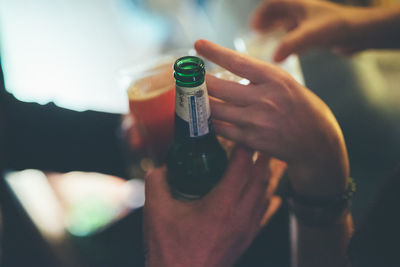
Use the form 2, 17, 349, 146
251, 0, 400, 61
195, 39, 349, 197
144, 147, 285, 267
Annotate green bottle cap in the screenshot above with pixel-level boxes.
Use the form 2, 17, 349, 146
174, 56, 205, 87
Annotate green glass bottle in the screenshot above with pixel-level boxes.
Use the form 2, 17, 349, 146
166, 56, 228, 200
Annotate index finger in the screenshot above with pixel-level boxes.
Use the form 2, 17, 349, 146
195, 39, 273, 84
206, 74, 255, 106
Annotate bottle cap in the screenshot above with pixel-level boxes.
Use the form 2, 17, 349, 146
174, 56, 205, 86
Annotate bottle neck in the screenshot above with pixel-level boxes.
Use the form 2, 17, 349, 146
173, 81, 215, 140
173, 114, 215, 141
174, 77, 204, 88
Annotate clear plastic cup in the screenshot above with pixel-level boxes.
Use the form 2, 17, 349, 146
234, 30, 305, 85
118, 49, 195, 167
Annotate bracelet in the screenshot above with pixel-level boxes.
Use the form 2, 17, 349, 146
285, 178, 356, 227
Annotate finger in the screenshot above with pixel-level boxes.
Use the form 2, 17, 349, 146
238, 153, 273, 225
210, 97, 251, 126
216, 135, 236, 158
206, 74, 255, 106
195, 39, 273, 84
144, 166, 171, 204
260, 196, 282, 226
274, 26, 311, 62
251, 0, 282, 30
213, 119, 280, 157
206, 146, 254, 203
251, 0, 301, 31
212, 119, 246, 145
266, 158, 287, 196
274, 19, 341, 62
253, 152, 271, 185
240, 152, 271, 202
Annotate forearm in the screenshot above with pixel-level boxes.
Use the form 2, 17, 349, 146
351, 6, 400, 50
293, 212, 353, 267
286, 122, 352, 267
287, 103, 350, 197
2, 92, 126, 176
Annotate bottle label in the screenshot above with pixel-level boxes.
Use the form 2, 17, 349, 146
175, 83, 210, 137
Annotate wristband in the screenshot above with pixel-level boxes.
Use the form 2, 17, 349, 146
285, 178, 355, 227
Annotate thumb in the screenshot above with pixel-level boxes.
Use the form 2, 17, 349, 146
274, 18, 342, 62
206, 146, 254, 204
144, 166, 172, 204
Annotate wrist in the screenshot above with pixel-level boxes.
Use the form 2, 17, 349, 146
287, 137, 349, 197
286, 178, 355, 227
288, 161, 348, 197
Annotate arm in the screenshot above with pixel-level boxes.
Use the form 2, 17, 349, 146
294, 213, 353, 267
251, 0, 400, 61
2, 93, 126, 177
0, 65, 126, 177
195, 39, 353, 266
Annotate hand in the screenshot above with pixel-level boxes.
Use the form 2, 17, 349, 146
195, 39, 349, 197
251, 0, 400, 61
143, 147, 285, 267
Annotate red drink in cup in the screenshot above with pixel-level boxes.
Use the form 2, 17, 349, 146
126, 62, 175, 165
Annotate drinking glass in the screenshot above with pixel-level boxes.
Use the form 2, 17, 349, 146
119, 50, 194, 169
234, 30, 305, 85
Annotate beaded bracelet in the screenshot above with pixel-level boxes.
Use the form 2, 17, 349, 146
285, 178, 356, 227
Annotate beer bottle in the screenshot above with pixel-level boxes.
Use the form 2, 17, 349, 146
166, 56, 228, 200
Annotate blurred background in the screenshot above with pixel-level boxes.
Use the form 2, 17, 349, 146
0, 0, 262, 113
1, 0, 400, 266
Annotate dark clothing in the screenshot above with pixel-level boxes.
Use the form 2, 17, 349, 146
0, 63, 126, 177
0, 62, 128, 267
349, 165, 400, 267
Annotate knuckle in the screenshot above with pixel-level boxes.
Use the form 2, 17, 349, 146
259, 69, 272, 81
250, 108, 270, 129
258, 98, 277, 113
243, 132, 260, 149
271, 68, 292, 85
229, 55, 246, 70
239, 106, 256, 126
255, 119, 271, 132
